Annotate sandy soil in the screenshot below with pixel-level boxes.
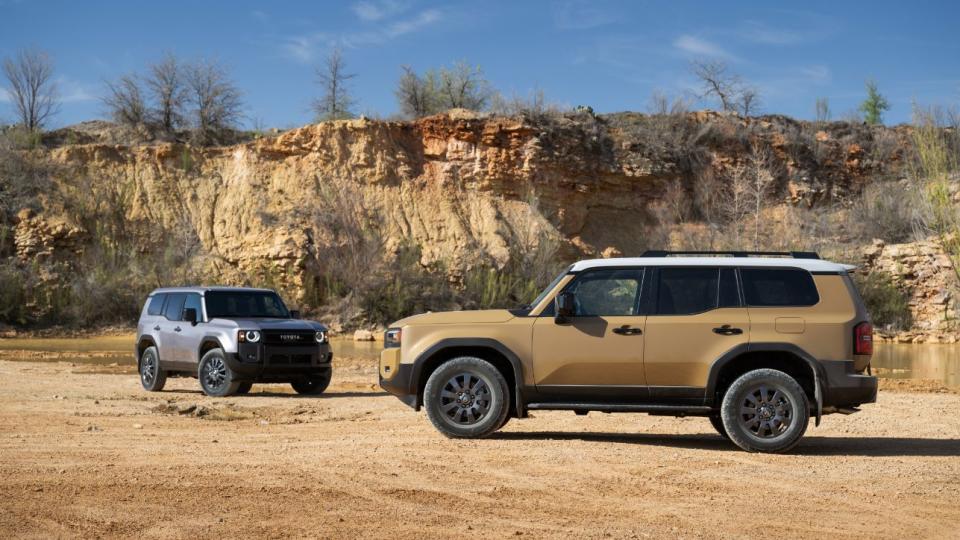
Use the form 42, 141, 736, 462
1, 354, 959, 539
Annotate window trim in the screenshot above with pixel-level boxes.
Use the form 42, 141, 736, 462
738, 266, 821, 308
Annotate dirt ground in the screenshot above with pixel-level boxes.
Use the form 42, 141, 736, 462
1, 353, 959, 539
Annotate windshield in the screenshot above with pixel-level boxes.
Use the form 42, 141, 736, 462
204, 291, 290, 319
527, 266, 571, 309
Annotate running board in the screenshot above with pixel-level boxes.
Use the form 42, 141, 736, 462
526, 402, 713, 416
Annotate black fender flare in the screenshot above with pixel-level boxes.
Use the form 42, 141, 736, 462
411, 338, 527, 417
705, 342, 824, 426
135, 336, 157, 369
197, 337, 225, 365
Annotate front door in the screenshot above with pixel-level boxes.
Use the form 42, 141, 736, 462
642, 267, 750, 400
532, 267, 648, 400
159, 293, 188, 369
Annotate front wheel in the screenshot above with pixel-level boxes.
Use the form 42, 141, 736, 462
290, 368, 332, 395
424, 357, 510, 439
721, 368, 810, 453
139, 346, 166, 392
198, 349, 241, 397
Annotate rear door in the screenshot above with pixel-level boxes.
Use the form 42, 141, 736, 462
642, 267, 750, 400
177, 293, 205, 367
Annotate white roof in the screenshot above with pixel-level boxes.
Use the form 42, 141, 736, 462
570, 257, 855, 273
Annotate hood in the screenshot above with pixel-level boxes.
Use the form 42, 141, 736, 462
390, 309, 516, 328
211, 318, 324, 331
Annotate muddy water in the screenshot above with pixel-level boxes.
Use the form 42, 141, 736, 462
0, 335, 957, 388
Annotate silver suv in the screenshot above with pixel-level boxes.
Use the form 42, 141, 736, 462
135, 287, 332, 396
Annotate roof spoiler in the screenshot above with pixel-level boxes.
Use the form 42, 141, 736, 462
641, 250, 821, 259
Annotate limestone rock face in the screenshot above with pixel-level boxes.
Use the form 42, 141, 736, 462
861, 237, 960, 342
19, 112, 909, 307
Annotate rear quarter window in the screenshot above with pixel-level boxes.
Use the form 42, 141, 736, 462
146, 294, 166, 316
741, 268, 819, 307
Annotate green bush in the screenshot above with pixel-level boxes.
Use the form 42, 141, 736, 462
854, 271, 912, 330
358, 244, 454, 324
0, 262, 27, 325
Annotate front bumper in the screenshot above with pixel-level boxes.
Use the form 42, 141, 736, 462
820, 359, 878, 407
226, 342, 333, 382
379, 348, 417, 409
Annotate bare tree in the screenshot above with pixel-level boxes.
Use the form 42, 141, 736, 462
184, 59, 243, 144
815, 97, 831, 124
313, 47, 356, 121
691, 60, 759, 116
102, 74, 148, 128
746, 145, 777, 249
145, 53, 186, 133
2, 48, 59, 131
395, 65, 436, 118
437, 62, 492, 111
721, 161, 751, 248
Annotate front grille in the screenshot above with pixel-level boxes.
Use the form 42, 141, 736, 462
262, 330, 315, 346
268, 353, 314, 365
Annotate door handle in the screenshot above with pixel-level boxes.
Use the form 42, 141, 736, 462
713, 325, 743, 336
153, 326, 161, 331
612, 325, 643, 336
174, 326, 182, 332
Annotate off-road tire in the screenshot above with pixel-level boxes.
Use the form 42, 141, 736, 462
198, 348, 241, 397
236, 382, 253, 395
424, 356, 510, 439
290, 368, 332, 395
708, 415, 729, 439
139, 346, 166, 392
721, 368, 810, 453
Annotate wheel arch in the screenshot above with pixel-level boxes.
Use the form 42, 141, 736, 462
197, 337, 224, 363
136, 336, 157, 368
706, 343, 824, 425
412, 338, 526, 417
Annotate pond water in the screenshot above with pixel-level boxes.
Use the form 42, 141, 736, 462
0, 336, 957, 388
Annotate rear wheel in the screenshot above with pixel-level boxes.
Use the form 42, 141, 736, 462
291, 368, 332, 395
721, 369, 810, 453
198, 349, 241, 397
139, 346, 166, 392
424, 357, 510, 439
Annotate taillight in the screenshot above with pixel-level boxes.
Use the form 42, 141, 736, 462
854, 322, 873, 356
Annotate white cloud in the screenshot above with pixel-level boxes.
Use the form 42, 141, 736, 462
58, 78, 97, 103
0, 88, 10, 103
673, 35, 737, 61
383, 9, 440, 38
799, 65, 831, 84
554, 1, 615, 30
737, 21, 804, 45
352, 0, 408, 22
282, 33, 329, 63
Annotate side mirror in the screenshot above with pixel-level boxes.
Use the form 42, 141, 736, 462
554, 291, 575, 323
290, 310, 301, 319
183, 308, 199, 325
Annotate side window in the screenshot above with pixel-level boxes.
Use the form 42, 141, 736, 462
183, 294, 203, 320
741, 268, 819, 307
162, 293, 187, 321
567, 268, 644, 316
657, 267, 719, 315
718, 267, 740, 308
147, 294, 166, 316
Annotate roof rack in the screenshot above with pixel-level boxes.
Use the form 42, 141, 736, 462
640, 250, 820, 260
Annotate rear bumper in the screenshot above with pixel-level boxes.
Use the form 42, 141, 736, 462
226, 342, 333, 381
820, 359, 878, 407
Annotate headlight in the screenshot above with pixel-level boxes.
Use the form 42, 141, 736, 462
315, 330, 328, 344
238, 330, 261, 343
384, 328, 401, 348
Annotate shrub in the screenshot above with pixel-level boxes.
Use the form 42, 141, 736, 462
0, 262, 26, 324
854, 271, 912, 330
851, 181, 925, 243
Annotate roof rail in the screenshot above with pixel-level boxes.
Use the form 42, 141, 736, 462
640, 250, 820, 260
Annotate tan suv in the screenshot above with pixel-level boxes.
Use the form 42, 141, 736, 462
379, 251, 877, 453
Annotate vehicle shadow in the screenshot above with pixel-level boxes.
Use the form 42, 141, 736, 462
491, 431, 960, 457
157, 389, 389, 398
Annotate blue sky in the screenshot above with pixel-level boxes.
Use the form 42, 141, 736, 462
1, 0, 958, 128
